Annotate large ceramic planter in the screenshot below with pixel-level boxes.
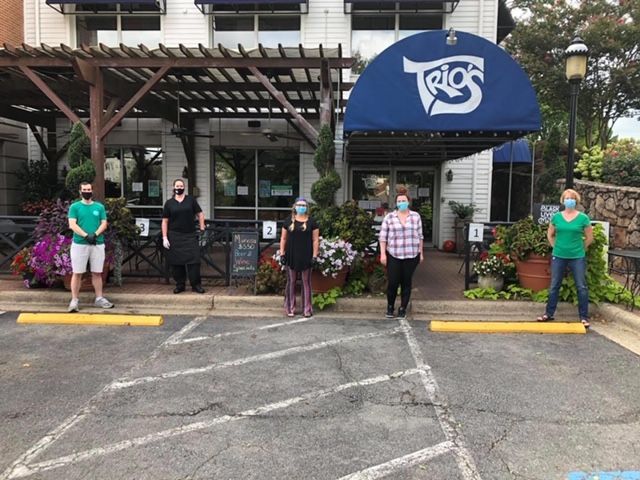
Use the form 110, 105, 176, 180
63, 268, 110, 292
311, 268, 348, 294
478, 275, 504, 291
515, 254, 551, 292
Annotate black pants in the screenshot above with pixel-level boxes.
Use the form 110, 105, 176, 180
386, 254, 420, 309
172, 263, 201, 288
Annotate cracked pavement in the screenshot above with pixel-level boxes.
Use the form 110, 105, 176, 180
1, 312, 639, 479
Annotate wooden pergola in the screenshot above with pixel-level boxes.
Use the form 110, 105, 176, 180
0, 42, 353, 199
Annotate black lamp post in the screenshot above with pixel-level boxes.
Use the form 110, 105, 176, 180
564, 37, 589, 189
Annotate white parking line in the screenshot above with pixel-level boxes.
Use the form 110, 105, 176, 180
337, 441, 456, 480
0, 316, 207, 480
398, 319, 482, 480
8, 367, 427, 479
171, 317, 314, 345
107, 327, 403, 390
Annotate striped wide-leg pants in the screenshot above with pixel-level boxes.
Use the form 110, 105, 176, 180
284, 267, 313, 316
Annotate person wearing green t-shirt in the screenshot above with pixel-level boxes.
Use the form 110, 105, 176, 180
537, 189, 593, 328
67, 182, 114, 312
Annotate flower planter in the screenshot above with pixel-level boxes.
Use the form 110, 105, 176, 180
63, 268, 110, 292
478, 275, 504, 291
515, 254, 551, 292
311, 268, 348, 294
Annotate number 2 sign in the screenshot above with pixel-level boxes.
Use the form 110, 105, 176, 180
262, 221, 277, 240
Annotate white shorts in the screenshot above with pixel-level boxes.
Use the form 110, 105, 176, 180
70, 243, 105, 274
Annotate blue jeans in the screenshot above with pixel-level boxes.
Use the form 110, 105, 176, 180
545, 256, 589, 319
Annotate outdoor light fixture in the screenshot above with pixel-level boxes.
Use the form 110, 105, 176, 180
564, 36, 589, 189
446, 28, 457, 46
446, 169, 454, 182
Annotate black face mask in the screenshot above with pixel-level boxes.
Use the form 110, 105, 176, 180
81, 192, 93, 200
174, 188, 185, 196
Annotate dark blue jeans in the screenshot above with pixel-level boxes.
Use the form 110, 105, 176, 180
545, 256, 589, 319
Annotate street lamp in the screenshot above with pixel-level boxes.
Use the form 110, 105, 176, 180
564, 37, 589, 189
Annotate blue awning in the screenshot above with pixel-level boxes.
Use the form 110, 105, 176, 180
493, 139, 531, 164
45, 0, 165, 13
344, 31, 541, 136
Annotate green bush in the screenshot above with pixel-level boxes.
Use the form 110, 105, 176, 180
15, 158, 57, 204
602, 139, 640, 187
311, 201, 375, 253
310, 170, 341, 208
509, 216, 552, 260
310, 125, 340, 208
65, 160, 96, 193
575, 145, 604, 181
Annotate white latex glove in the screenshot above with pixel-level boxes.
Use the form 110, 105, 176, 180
162, 237, 170, 249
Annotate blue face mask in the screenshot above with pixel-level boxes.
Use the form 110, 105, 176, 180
295, 206, 307, 215
397, 201, 410, 211
564, 199, 577, 210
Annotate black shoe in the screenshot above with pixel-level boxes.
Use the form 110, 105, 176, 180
173, 285, 185, 294
192, 285, 205, 294
396, 307, 407, 320
385, 305, 395, 318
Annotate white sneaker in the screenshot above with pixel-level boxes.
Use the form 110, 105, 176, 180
68, 298, 79, 313
94, 297, 114, 309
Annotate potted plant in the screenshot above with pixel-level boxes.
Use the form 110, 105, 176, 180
311, 237, 358, 293
256, 253, 287, 295
28, 234, 73, 288
448, 201, 478, 253
505, 216, 552, 291
472, 253, 514, 291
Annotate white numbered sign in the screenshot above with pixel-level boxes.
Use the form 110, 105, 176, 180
136, 218, 150, 237
468, 223, 484, 242
262, 221, 277, 240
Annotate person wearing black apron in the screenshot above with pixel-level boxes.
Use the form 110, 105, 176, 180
161, 179, 206, 293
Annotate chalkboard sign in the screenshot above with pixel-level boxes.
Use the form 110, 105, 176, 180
231, 231, 259, 277
533, 203, 561, 225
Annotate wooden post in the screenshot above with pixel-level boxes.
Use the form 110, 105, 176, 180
319, 59, 333, 129
90, 68, 105, 201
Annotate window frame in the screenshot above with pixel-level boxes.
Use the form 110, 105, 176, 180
75, 14, 162, 46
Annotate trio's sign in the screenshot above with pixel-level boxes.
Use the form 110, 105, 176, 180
403, 56, 484, 117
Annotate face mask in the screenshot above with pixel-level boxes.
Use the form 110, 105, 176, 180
81, 192, 92, 200
564, 199, 577, 210
295, 206, 307, 215
397, 201, 409, 211
174, 188, 185, 196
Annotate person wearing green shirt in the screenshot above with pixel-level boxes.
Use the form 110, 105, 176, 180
67, 182, 114, 312
537, 189, 593, 328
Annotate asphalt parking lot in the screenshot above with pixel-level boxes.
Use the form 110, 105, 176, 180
1, 311, 639, 480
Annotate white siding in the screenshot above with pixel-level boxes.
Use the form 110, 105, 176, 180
163, 0, 209, 47
448, 0, 497, 42
303, 0, 350, 49
438, 150, 492, 247
34, 0, 70, 44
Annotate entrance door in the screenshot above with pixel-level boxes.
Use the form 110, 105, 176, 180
350, 167, 437, 246
395, 169, 436, 245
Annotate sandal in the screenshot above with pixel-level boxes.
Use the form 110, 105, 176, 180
536, 314, 554, 322
580, 318, 590, 329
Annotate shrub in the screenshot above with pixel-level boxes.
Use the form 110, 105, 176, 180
602, 139, 640, 187
311, 202, 376, 253
255, 254, 286, 294
575, 145, 604, 181
310, 125, 341, 208
509, 216, 551, 260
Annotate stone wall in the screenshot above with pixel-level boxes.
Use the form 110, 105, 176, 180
574, 179, 640, 248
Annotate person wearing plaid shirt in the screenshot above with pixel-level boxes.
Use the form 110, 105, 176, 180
379, 190, 424, 319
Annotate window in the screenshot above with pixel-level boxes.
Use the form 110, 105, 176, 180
104, 146, 163, 206
76, 15, 160, 46
351, 13, 442, 73
214, 148, 299, 220
213, 15, 300, 49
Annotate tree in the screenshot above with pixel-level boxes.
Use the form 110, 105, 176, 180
310, 125, 341, 208
65, 122, 95, 192
507, 0, 640, 149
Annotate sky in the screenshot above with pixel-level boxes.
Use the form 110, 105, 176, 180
612, 116, 640, 140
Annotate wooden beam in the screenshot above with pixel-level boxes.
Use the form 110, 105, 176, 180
100, 65, 170, 139
248, 66, 318, 148
19, 65, 89, 136
27, 124, 54, 164
89, 68, 105, 201
319, 59, 333, 129
71, 57, 98, 86
0, 57, 354, 69
102, 97, 120, 125
0, 106, 55, 129
285, 119, 316, 150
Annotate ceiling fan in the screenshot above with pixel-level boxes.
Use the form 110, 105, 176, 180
239, 98, 303, 142
166, 93, 215, 139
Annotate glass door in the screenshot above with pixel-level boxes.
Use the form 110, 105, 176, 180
351, 169, 391, 223
395, 169, 436, 244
